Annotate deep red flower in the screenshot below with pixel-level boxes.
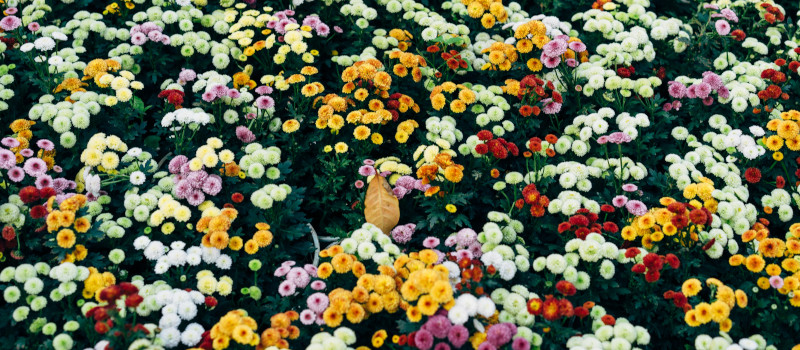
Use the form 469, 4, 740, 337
557, 222, 572, 233
205, 296, 218, 308
600, 204, 615, 213
446, 59, 460, 70
125, 294, 144, 308
777, 176, 786, 189
29, 205, 47, 219
39, 187, 56, 199
477, 130, 493, 141
94, 321, 110, 334
744, 168, 761, 183
624, 247, 640, 258
602, 222, 619, 233
689, 209, 707, 225
99, 285, 122, 302
398, 335, 408, 346
601, 314, 615, 325
631, 263, 646, 274
475, 144, 489, 155
789, 61, 800, 73
574, 306, 589, 318
644, 269, 661, 282
568, 215, 589, 227
574, 227, 590, 239
663, 290, 674, 299
642, 253, 660, 269
2, 226, 16, 241
667, 202, 686, 214
19, 186, 40, 204
507, 143, 519, 156
731, 29, 746, 41
557, 299, 574, 317
672, 292, 687, 308
426, 45, 440, 53
671, 214, 689, 229
231, 193, 244, 203
119, 282, 139, 296
665, 254, 680, 269
556, 280, 576, 296
656, 67, 666, 80
491, 147, 508, 159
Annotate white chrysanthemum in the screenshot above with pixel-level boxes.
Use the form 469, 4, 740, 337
476, 296, 496, 317
144, 241, 166, 260
546, 254, 567, 274
158, 327, 181, 348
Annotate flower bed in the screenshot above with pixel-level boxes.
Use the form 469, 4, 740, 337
0, 0, 799, 349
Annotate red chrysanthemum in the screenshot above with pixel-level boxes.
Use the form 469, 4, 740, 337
231, 193, 244, 203
644, 269, 661, 283
39, 187, 56, 199
2, 226, 15, 241
642, 253, 661, 269
601, 314, 616, 325
19, 186, 40, 204
731, 29, 746, 41
672, 292, 687, 308
542, 298, 560, 321
528, 137, 542, 152
556, 280, 576, 296
624, 247, 641, 258
527, 298, 543, 316
568, 215, 589, 227
665, 254, 680, 269
205, 296, 218, 308
666, 202, 686, 214
557, 299, 574, 317
477, 130, 493, 141
744, 168, 761, 183
671, 214, 689, 229
789, 61, 800, 73
573, 306, 589, 318
125, 294, 144, 308
602, 222, 619, 233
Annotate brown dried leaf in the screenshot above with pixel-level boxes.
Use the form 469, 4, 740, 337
364, 175, 400, 235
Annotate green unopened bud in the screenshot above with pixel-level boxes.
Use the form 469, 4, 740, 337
249, 287, 262, 300
248, 260, 262, 271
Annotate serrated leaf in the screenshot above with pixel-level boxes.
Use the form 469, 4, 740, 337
364, 176, 400, 235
